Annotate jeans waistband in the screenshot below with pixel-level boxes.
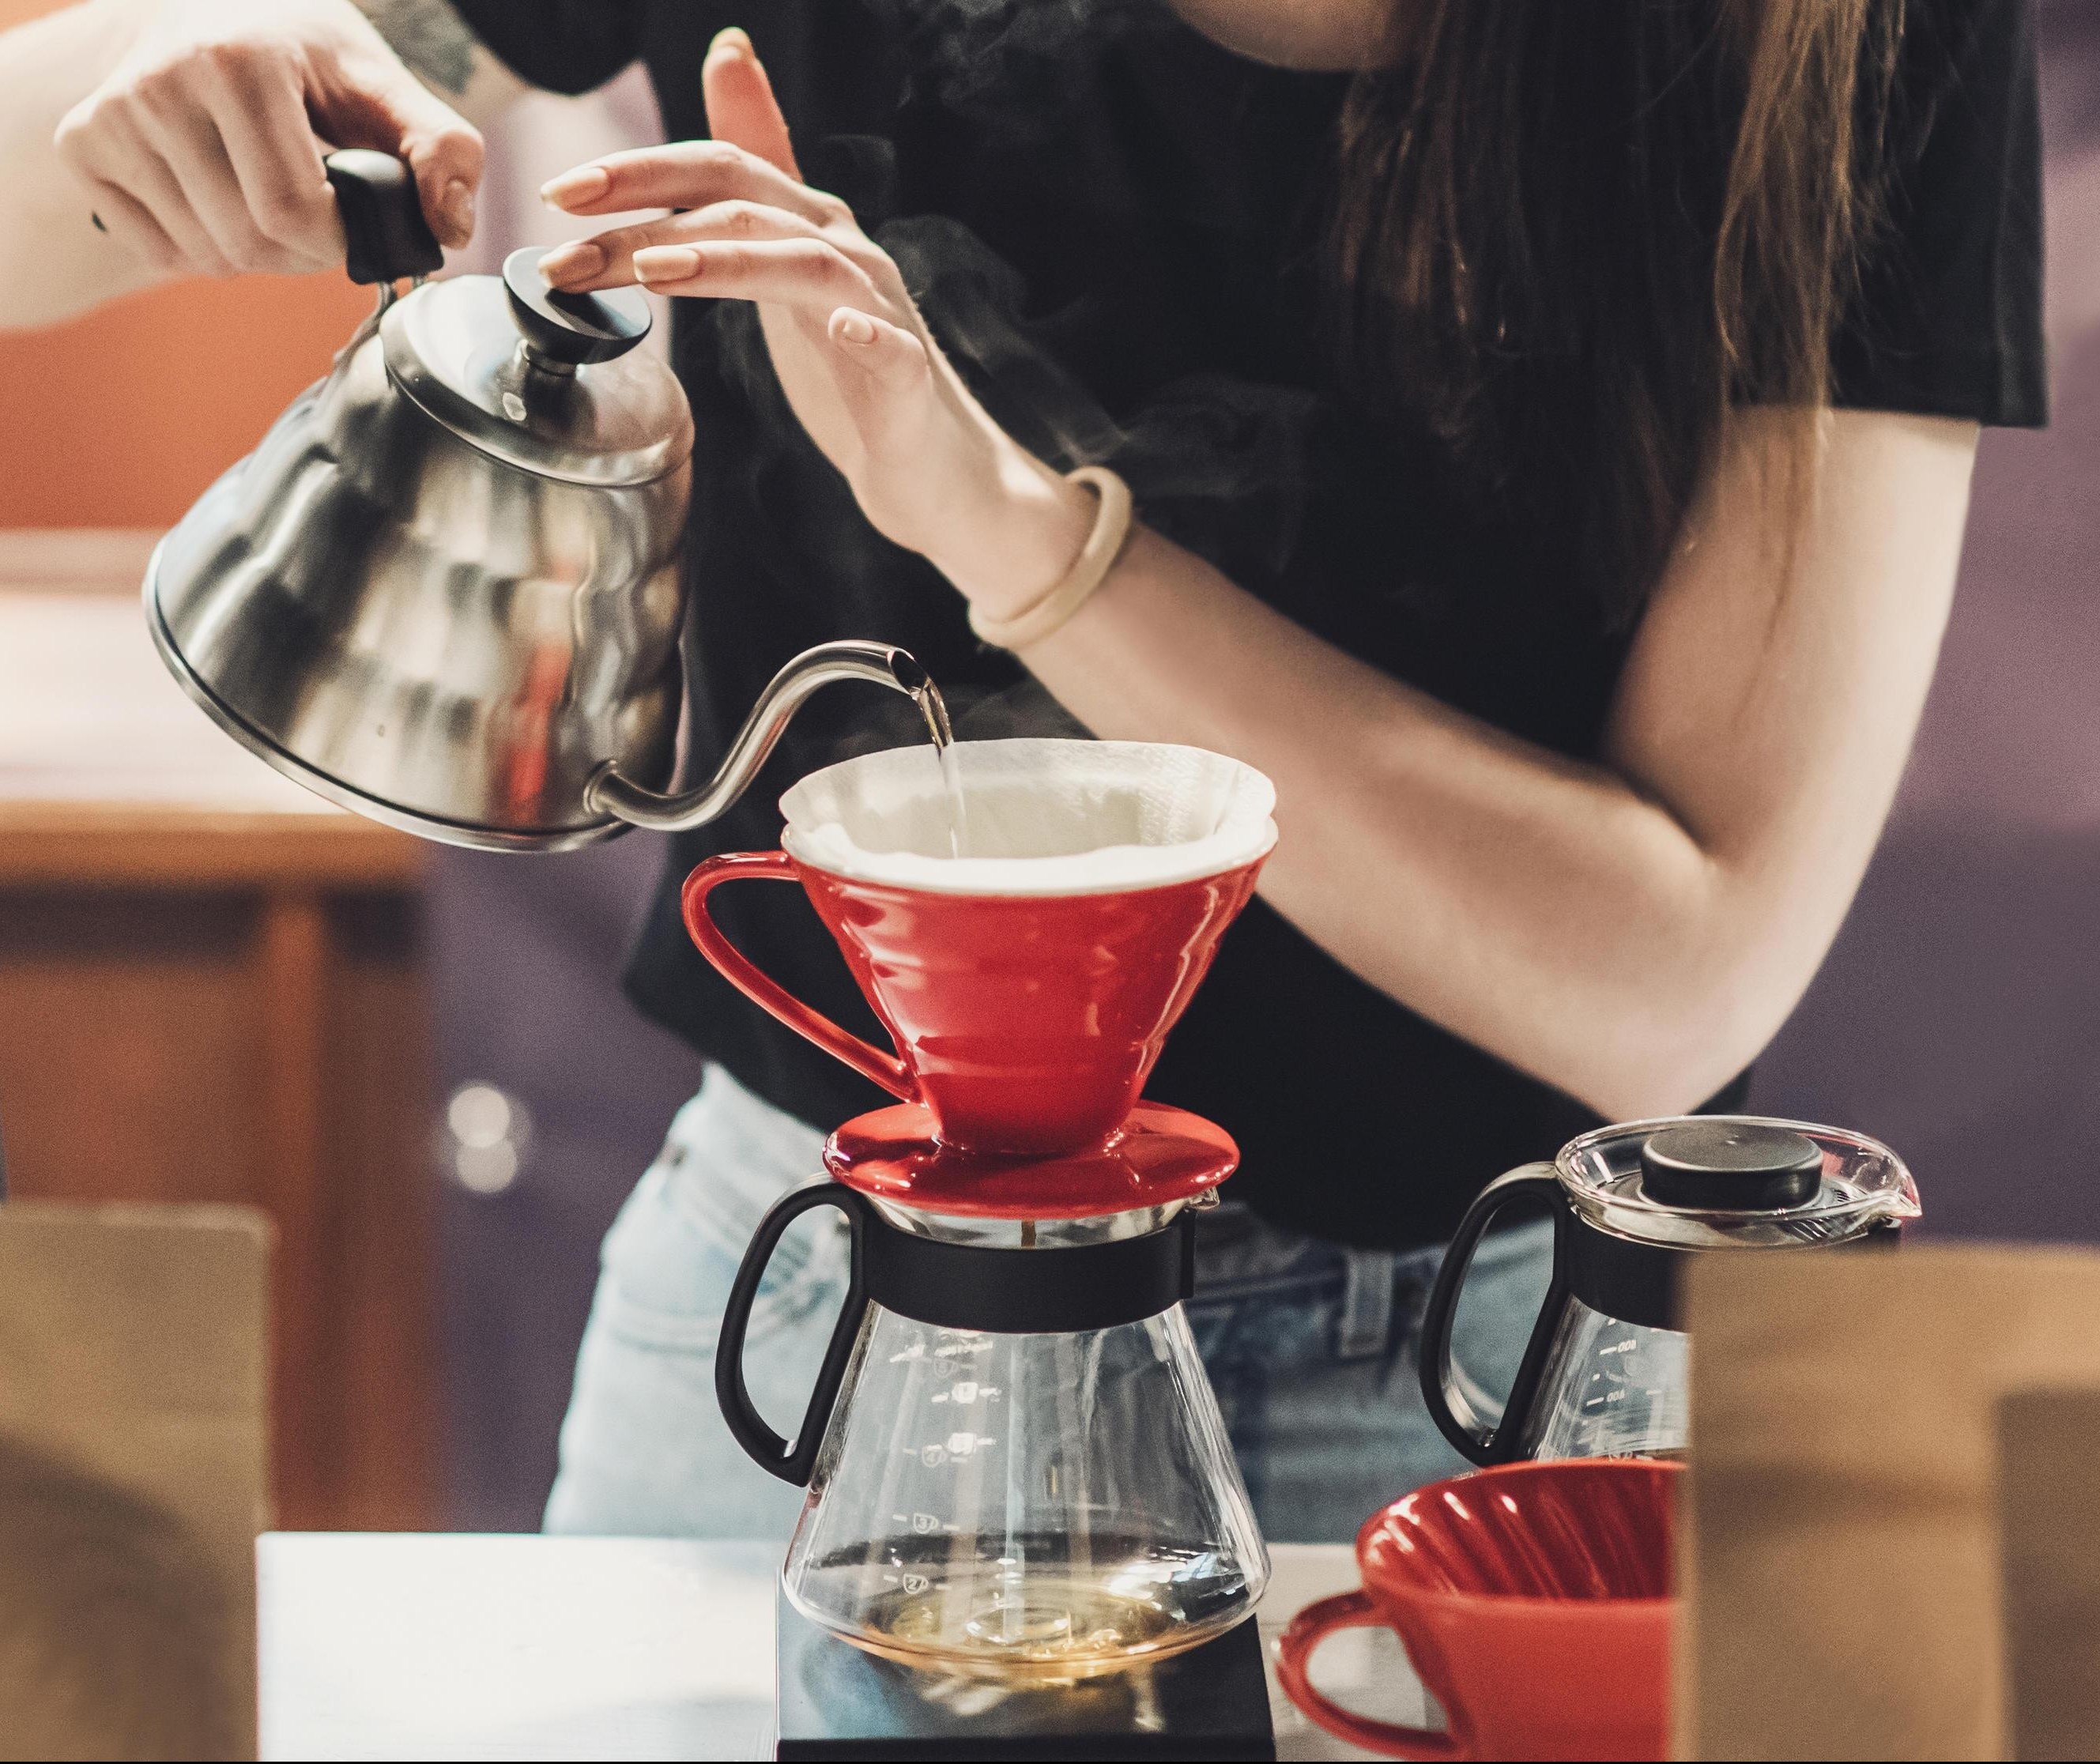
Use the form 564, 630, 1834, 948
1194, 1200, 1446, 1363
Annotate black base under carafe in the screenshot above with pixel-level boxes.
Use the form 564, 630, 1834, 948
773, 1589, 1276, 1760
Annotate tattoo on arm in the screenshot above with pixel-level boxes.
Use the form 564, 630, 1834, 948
357, 0, 479, 96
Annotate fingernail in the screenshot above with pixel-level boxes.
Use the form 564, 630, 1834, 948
439, 178, 475, 244
707, 26, 754, 59
540, 239, 605, 286
834, 310, 877, 345
634, 246, 702, 284
541, 165, 611, 209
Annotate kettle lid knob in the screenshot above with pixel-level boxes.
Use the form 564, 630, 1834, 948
502, 246, 650, 368
1638, 1121, 1823, 1210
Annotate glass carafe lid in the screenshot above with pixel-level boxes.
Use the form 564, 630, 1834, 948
1558, 1117, 1919, 1250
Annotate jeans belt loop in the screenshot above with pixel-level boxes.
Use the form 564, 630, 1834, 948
1339, 1246, 1397, 1361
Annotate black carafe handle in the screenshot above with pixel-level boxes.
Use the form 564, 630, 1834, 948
1419, 1163, 1570, 1465
715, 1182, 873, 1486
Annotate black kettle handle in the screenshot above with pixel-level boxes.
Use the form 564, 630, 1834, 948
715, 1182, 873, 1486
323, 149, 444, 286
1419, 1163, 1570, 1465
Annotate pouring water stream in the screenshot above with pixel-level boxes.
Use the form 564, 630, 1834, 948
907, 676, 971, 861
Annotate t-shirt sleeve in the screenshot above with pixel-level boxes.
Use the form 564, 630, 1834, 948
1833, 0, 2048, 427
447, 0, 643, 96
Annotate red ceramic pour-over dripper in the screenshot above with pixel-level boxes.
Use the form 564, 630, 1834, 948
1276, 1460, 1678, 1761
680, 740, 1272, 1217
681, 850, 1265, 1209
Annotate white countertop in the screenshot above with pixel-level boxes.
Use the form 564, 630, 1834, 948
258, 1533, 1430, 1761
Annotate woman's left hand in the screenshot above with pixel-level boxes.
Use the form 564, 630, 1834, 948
539, 29, 1091, 617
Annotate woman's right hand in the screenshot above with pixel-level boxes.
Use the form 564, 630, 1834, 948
51, 0, 484, 281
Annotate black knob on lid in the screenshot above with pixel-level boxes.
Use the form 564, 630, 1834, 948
1638, 1121, 1824, 1210
502, 247, 650, 368
324, 150, 443, 286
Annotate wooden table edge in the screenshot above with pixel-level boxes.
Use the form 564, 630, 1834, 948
0, 804, 424, 889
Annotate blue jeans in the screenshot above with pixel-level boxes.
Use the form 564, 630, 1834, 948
545, 1068, 1553, 1543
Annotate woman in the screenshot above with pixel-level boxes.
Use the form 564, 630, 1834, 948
0, 0, 2045, 1540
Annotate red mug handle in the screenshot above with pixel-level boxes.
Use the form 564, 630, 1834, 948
1275, 1590, 1461, 1761
681, 852, 914, 1102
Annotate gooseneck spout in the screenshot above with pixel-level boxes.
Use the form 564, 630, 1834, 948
585, 641, 949, 833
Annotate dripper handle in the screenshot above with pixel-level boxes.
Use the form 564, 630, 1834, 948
1418, 1164, 1570, 1466
681, 852, 915, 1102
1276, 1592, 1461, 1760
716, 1182, 875, 1486
323, 150, 443, 285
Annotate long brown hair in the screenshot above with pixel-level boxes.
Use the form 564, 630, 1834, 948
1331, 0, 1905, 624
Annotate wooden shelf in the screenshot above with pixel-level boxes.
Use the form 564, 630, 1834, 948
0, 530, 435, 1532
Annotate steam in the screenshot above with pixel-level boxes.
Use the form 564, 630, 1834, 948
873, 0, 1156, 128
885, 217, 1318, 581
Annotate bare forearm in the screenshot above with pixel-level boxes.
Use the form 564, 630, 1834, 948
1006, 415, 1971, 1120
1020, 532, 1736, 1115
0, 2, 155, 327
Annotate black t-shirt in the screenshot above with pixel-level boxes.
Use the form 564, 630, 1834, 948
453, 0, 2046, 1250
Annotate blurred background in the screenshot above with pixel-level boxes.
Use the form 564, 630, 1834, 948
0, 0, 2093, 1534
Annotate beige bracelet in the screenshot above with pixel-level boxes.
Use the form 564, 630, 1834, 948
967, 466, 1134, 652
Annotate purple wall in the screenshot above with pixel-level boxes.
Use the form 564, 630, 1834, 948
1748, 0, 2100, 1244
432, 835, 701, 1532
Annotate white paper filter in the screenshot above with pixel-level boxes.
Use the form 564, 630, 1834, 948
779, 738, 1277, 896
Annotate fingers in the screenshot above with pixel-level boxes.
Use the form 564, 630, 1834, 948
52, 32, 451, 280
826, 307, 944, 459
64, 100, 238, 277
130, 78, 322, 277
628, 236, 883, 311
203, 51, 343, 266
702, 28, 800, 177
58, 92, 228, 277
312, 44, 483, 247
74, 175, 184, 276
541, 138, 842, 227
542, 199, 839, 292
828, 307, 931, 386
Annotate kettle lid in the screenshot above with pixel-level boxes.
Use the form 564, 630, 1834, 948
380, 247, 693, 487
1555, 1115, 1920, 1250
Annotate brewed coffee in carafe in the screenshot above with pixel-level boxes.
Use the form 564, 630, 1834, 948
692, 739, 1279, 1676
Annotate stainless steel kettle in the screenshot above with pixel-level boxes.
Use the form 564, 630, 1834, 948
145, 150, 939, 852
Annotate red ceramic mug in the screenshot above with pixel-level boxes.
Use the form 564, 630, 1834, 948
681, 849, 1265, 1156
1276, 1459, 1679, 1761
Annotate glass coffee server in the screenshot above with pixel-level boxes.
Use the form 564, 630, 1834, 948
1419, 1118, 1921, 1464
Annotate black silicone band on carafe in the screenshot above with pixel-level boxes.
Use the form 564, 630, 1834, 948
862, 1207, 1197, 1335
715, 1182, 1199, 1487
1564, 1214, 1905, 1330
